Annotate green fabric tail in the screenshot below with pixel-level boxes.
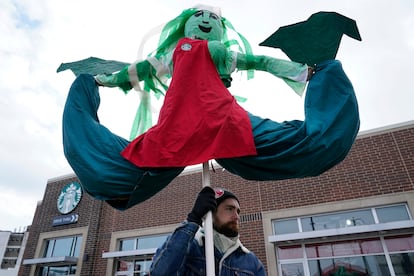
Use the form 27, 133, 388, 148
129, 92, 152, 140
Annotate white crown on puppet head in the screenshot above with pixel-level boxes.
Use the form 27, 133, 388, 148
193, 4, 222, 18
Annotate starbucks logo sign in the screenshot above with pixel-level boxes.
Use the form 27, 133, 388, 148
57, 182, 82, 214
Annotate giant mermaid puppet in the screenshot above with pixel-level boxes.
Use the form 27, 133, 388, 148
61, 5, 361, 210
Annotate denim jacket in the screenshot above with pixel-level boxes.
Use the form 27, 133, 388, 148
149, 221, 266, 275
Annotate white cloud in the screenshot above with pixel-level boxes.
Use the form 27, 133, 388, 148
0, 187, 41, 231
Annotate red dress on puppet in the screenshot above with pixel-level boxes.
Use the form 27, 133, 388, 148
121, 38, 257, 167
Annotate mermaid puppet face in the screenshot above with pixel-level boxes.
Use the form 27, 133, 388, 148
184, 9, 224, 41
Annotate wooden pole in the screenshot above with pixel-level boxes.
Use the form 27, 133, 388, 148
202, 162, 215, 276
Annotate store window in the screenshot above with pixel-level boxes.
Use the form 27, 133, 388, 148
119, 238, 135, 251
115, 259, 152, 276
136, 235, 167, 250
114, 234, 168, 276
281, 263, 305, 276
377, 205, 411, 223
272, 204, 414, 275
277, 236, 414, 275
43, 236, 82, 258
38, 235, 82, 276
385, 235, 414, 275
274, 218, 300, 235
39, 266, 77, 276
307, 255, 389, 276
301, 209, 375, 231
273, 204, 410, 235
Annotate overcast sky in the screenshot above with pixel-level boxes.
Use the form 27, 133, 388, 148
1, 0, 413, 231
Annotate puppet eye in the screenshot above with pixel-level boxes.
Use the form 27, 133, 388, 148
194, 11, 203, 17
210, 13, 219, 20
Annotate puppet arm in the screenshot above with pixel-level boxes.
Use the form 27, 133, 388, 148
235, 53, 309, 96
95, 55, 171, 94
208, 41, 236, 88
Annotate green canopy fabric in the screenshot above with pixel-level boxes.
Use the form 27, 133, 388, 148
259, 11, 362, 65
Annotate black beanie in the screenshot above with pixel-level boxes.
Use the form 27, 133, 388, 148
214, 188, 239, 207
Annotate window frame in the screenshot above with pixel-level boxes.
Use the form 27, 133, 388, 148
23, 227, 88, 276
261, 192, 414, 276
104, 224, 176, 276
272, 203, 411, 236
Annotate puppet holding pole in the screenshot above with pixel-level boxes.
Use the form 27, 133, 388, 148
60, 5, 361, 217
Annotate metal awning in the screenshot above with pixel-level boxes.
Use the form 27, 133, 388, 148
23, 256, 78, 266
102, 248, 157, 259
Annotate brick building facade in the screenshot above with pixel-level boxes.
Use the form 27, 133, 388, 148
20, 121, 414, 275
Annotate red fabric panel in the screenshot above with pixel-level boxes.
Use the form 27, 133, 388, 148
122, 38, 256, 167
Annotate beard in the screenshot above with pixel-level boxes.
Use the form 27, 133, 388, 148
214, 221, 239, 237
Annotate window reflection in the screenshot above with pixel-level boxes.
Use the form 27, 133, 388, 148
119, 238, 135, 251
137, 235, 167, 250
281, 263, 304, 276
274, 219, 299, 235
376, 205, 410, 223
43, 236, 82, 258
119, 235, 168, 251
53, 238, 74, 258
306, 239, 383, 258
115, 259, 152, 275
384, 235, 414, 252
273, 204, 413, 275
277, 236, 414, 275
301, 209, 374, 232
308, 255, 388, 276
274, 204, 411, 235
40, 236, 82, 276
277, 245, 303, 260
115, 234, 168, 276
39, 265, 77, 275
389, 252, 414, 275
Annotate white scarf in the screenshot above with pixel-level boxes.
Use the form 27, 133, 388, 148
213, 229, 238, 254
194, 227, 251, 274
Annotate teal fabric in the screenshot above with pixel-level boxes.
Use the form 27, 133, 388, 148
260, 12, 362, 65
62, 74, 183, 210
216, 60, 359, 180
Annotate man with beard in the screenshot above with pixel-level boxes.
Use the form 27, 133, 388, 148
149, 187, 265, 275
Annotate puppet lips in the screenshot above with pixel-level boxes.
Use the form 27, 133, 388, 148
198, 25, 212, 33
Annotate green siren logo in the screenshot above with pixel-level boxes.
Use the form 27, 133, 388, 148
57, 182, 82, 214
